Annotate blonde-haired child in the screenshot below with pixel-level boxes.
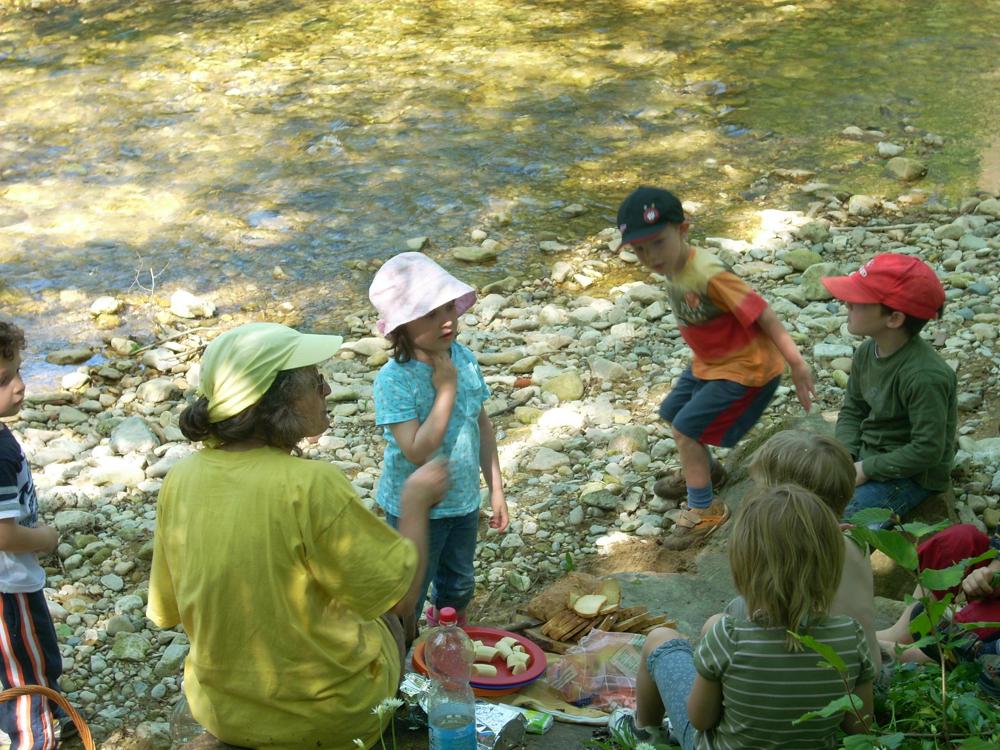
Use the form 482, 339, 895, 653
749, 430, 854, 512
369, 252, 509, 628
739, 429, 881, 672
612, 485, 873, 749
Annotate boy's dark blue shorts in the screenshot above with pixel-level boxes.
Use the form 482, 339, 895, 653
659, 367, 781, 448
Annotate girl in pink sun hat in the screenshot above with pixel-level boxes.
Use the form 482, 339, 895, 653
369, 252, 509, 631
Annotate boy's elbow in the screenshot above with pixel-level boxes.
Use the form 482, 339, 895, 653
0, 525, 20, 553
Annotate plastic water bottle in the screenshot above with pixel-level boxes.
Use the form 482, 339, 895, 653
425, 606, 476, 750
169, 694, 207, 746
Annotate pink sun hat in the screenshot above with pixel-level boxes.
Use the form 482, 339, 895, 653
368, 252, 477, 336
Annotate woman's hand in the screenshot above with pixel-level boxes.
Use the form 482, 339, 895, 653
404, 458, 449, 510
392, 459, 451, 618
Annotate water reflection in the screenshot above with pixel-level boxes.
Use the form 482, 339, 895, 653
0, 0, 998, 364
979, 133, 1000, 195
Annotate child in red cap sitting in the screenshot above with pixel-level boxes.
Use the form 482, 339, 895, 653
821, 254, 957, 522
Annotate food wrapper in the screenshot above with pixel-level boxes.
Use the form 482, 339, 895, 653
474, 701, 527, 750
399, 672, 431, 707
509, 706, 553, 734
398, 673, 432, 729
547, 629, 643, 710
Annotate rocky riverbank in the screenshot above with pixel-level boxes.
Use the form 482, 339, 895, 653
8, 189, 1000, 748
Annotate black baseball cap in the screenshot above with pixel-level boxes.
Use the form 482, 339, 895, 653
617, 187, 685, 245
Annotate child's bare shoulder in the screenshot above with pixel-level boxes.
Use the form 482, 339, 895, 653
839, 535, 874, 592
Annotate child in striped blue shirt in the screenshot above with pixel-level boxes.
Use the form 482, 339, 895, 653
0, 321, 71, 749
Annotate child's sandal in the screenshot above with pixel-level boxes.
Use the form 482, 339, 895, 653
662, 501, 730, 550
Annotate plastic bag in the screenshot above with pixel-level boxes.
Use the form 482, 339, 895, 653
546, 629, 644, 711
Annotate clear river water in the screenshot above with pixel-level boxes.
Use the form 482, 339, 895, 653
1, 0, 998, 383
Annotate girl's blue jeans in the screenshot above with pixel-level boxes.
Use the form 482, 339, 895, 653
647, 639, 698, 750
386, 508, 479, 621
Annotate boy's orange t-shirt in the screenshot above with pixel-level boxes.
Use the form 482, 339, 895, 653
665, 247, 784, 386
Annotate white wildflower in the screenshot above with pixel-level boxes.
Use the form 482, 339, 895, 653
380, 697, 405, 711
372, 696, 405, 718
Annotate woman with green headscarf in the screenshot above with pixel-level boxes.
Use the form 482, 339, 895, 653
147, 323, 447, 749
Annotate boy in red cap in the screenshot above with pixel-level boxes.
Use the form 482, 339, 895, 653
616, 187, 815, 550
821, 253, 957, 521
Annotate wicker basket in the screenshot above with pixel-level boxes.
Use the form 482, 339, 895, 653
0, 685, 93, 749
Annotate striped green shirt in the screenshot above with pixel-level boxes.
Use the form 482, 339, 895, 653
694, 614, 874, 750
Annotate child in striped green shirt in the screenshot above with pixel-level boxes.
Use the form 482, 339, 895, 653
613, 485, 874, 750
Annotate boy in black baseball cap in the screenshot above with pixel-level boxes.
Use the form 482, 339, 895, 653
617, 187, 814, 550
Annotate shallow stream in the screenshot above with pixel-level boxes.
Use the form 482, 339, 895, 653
1, 0, 999, 383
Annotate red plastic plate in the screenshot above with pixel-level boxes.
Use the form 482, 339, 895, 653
413, 626, 547, 689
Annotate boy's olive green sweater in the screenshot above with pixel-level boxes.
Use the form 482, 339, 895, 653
836, 335, 957, 492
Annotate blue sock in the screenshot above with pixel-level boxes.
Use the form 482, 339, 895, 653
686, 483, 714, 510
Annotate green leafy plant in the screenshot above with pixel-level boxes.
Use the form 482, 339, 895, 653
561, 551, 576, 572
793, 509, 1000, 750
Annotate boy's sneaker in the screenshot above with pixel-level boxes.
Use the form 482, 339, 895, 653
57, 716, 79, 742
662, 499, 730, 551
653, 463, 728, 500
949, 630, 985, 663
608, 707, 672, 746
978, 652, 1000, 699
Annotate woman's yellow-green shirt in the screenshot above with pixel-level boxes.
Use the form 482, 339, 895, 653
148, 447, 417, 749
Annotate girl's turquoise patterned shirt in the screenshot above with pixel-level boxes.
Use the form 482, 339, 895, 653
373, 342, 489, 518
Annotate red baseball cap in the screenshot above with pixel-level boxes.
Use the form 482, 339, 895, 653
821, 254, 945, 320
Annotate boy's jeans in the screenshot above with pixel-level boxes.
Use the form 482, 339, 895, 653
386, 508, 479, 621
843, 477, 931, 527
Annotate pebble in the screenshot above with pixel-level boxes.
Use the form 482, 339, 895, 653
101, 574, 125, 592
876, 142, 904, 157
46, 348, 94, 366
885, 156, 928, 181
527, 448, 571, 472
90, 297, 123, 316
169, 290, 216, 319
452, 245, 498, 262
